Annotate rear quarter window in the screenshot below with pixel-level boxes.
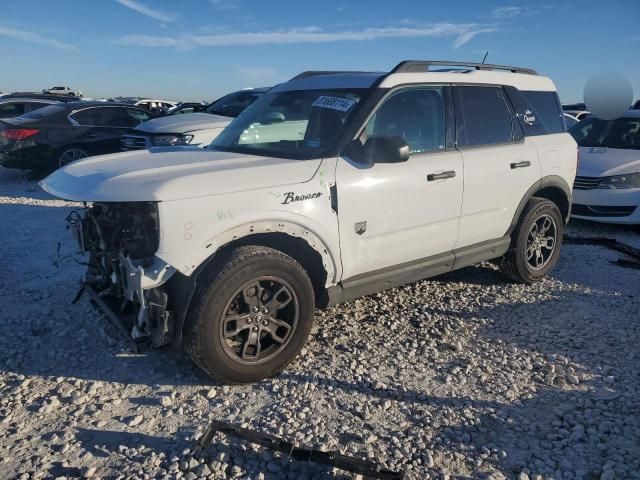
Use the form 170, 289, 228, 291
505, 88, 565, 136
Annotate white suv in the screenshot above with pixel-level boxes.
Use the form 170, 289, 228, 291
41, 60, 577, 383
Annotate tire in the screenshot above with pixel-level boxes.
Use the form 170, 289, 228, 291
186, 246, 315, 383
500, 197, 564, 283
58, 146, 88, 169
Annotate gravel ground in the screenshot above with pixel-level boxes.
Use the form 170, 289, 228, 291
1, 166, 639, 480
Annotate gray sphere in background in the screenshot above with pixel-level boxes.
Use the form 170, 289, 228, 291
584, 71, 633, 121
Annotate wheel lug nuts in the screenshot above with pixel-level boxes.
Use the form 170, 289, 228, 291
262, 320, 268, 326
252, 307, 259, 312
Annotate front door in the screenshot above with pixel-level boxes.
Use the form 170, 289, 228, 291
335, 86, 464, 280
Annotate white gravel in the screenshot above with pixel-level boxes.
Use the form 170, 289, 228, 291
1, 166, 639, 480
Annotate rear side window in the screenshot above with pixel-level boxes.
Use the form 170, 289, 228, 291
521, 91, 564, 134
0, 103, 25, 117
71, 107, 133, 127
19, 103, 66, 120
454, 86, 514, 147
25, 102, 50, 113
504, 87, 565, 136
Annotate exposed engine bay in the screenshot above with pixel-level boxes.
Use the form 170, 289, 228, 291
68, 202, 177, 347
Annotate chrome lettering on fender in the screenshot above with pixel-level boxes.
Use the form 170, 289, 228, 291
281, 192, 322, 205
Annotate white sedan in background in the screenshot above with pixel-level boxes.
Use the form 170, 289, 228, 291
570, 110, 640, 224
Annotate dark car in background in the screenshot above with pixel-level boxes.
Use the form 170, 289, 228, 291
0, 98, 60, 119
0, 102, 154, 171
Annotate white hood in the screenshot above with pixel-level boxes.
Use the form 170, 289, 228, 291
40, 149, 321, 202
134, 113, 232, 134
578, 147, 640, 177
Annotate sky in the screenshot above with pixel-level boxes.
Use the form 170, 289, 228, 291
0, 0, 638, 103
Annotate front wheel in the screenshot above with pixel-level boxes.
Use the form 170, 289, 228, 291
186, 246, 315, 383
500, 197, 564, 283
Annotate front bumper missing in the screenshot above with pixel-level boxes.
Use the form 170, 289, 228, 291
82, 284, 141, 352
79, 256, 177, 348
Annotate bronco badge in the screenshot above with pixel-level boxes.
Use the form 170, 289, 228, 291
354, 221, 367, 235
281, 191, 322, 205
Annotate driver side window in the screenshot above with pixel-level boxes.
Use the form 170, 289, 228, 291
363, 87, 446, 154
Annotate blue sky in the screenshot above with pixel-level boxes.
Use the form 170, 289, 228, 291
0, 0, 638, 103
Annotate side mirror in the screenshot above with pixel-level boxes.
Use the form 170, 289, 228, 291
360, 136, 410, 164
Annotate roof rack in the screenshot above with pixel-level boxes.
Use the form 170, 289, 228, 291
390, 60, 537, 75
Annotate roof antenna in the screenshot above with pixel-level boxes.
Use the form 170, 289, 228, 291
481, 51, 489, 64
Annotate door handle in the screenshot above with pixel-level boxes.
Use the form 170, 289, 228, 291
427, 170, 456, 181
84, 132, 97, 138
510, 160, 531, 169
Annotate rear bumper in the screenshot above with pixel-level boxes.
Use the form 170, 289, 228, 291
0, 145, 56, 170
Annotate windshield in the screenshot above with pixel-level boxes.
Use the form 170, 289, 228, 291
210, 89, 366, 159
206, 90, 264, 117
569, 117, 640, 150
19, 103, 66, 120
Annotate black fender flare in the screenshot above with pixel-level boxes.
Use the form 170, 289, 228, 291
506, 175, 573, 236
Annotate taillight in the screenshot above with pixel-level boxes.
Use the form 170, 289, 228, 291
1, 129, 40, 141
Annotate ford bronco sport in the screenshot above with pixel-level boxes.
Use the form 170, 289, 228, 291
41, 60, 577, 383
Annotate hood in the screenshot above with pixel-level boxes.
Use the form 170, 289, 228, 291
134, 113, 232, 134
578, 147, 640, 177
40, 149, 322, 202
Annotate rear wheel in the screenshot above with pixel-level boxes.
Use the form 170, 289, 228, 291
186, 246, 315, 383
58, 146, 88, 168
500, 197, 564, 283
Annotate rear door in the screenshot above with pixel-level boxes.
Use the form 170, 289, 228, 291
0, 102, 26, 119
453, 85, 541, 249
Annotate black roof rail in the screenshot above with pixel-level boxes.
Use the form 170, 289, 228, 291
390, 60, 537, 75
290, 70, 375, 80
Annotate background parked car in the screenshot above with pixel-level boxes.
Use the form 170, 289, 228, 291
564, 113, 579, 129
166, 102, 207, 115
564, 109, 591, 121
0, 101, 155, 171
43, 86, 83, 96
134, 99, 177, 115
121, 87, 268, 150
0, 97, 60, 119
569, 110, 640, 224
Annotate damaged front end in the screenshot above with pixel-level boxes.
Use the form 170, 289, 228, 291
69, 202, 177, 347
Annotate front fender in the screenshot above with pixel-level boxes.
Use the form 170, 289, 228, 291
154, 171, 341, 286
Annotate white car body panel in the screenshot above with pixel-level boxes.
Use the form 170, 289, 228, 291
135, 113, 231, 135
124, 113, 233, 148
577, 147, 640, 177
155, 160, 340, 280
335, 151, 463, 279
40, 149, 322, 202
573, 147, 640, 224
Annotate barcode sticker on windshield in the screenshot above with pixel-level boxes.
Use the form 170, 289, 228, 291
312, 96, 357, 112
